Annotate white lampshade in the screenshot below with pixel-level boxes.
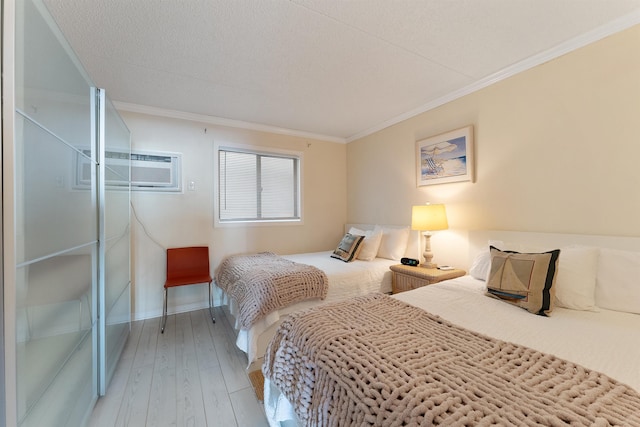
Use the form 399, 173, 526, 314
411, 204, 448, 232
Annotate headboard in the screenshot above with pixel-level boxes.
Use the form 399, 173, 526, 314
468, 230, 640, 263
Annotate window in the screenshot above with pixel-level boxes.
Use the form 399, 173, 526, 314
216, 144, 301, 224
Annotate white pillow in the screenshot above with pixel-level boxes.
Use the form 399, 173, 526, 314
348, 227, 383, 261
377, 226, 410, 261
554, 246, 599, 311
595, 248, 640, 314
469, 250, 491, 281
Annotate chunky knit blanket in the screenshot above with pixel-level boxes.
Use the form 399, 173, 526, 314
264, 293, 640, 427
215, 252, 328, 329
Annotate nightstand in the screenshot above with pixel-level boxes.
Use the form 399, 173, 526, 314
390, 264, 465, 294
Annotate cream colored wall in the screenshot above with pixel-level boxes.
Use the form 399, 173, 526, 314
123, 25, 639, 319
347, 25, 640, 271
122, 112, 347, 320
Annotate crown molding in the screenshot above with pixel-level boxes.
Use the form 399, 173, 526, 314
113, 102, 347, 144
346, 11, 640, 143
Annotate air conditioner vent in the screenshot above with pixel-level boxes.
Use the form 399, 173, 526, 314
131, 164, 172, 185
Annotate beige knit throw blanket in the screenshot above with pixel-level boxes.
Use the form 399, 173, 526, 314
215, 252, 328, 329
264, 293, 640, 427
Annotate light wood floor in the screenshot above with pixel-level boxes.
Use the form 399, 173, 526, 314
87, 306, 268, 427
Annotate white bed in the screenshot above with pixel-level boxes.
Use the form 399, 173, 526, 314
223, 251, 397, 364
220, 224, 421, 365
395, 276, 640, 391
263, 230, 640, 426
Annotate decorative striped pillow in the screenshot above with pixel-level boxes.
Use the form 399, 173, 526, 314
331, 233, 365, 262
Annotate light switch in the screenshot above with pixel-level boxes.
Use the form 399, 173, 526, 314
188, 180, 196, 191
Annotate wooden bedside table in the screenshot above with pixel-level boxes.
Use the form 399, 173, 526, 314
390, 264, 465, 294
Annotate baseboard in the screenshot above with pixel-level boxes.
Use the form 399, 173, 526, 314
133, 296, 222, 321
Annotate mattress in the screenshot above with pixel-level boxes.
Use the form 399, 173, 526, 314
223, 251, 396, 364
264, 275, 640, 425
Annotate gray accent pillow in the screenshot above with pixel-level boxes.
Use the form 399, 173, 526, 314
331, 233, 365, 262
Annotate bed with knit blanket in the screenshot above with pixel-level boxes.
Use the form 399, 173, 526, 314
216, 224, 421, 366
262, 231, 640, 426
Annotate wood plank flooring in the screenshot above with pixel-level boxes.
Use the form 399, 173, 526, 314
88, 307, 268, 427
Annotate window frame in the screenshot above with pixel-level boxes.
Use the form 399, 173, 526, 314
213, 141, 303, 227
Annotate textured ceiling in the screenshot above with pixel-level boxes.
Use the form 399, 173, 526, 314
42, 0, 640, 142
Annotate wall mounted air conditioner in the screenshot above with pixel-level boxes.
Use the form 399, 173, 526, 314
75, 148, 182, 192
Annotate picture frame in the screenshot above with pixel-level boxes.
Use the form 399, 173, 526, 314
416, 125, 474, 186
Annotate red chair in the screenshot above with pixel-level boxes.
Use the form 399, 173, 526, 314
162, 246, 214, 333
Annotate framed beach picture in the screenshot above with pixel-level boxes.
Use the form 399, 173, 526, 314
416, 125, 474, 186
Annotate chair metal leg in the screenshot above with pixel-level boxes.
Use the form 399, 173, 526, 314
208, 281, 216, 324
161, 287, 168, 333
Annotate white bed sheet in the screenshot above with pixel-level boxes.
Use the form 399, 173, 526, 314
223, 251, 395, 364
264, 275, 640, 426
394, 276, 640, 392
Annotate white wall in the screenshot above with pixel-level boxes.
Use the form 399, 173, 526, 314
122, 112, 347, 320
347, 25, 640, 270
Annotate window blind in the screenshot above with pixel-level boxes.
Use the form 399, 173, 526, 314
218, 148, 300, 222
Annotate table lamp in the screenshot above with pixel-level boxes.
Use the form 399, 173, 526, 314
411, 203, 448, 268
